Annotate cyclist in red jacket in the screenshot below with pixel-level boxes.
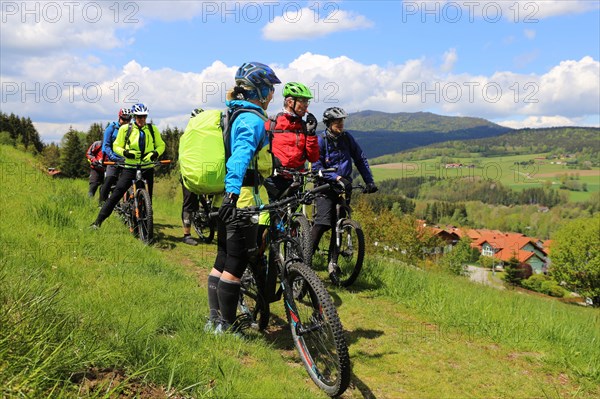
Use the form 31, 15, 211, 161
86, 140, 104, 198
264, 82, 319, 200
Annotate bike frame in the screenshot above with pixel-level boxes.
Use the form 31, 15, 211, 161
105, 160, 170, 240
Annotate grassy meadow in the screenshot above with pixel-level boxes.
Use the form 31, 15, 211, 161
371, 153, 600, 202
1, 144, 599, 398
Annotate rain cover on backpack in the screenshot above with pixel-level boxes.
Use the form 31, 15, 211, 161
179, 108, 265, 195
179, 109, 227, 195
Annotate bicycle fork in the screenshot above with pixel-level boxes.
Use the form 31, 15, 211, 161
335, 219, 354, 255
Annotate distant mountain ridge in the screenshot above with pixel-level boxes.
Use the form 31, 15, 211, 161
336, 110, 512, 158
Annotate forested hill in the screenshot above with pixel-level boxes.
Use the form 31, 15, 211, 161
339, 110, 512, 158
371, 126, 600, 164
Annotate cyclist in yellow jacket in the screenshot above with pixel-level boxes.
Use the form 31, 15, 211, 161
91, 103, 165, 228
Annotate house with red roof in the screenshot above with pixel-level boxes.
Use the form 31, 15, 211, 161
424, 224, 549, 274
473, 232, 548, 274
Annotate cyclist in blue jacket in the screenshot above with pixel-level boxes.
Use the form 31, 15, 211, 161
98, 108, 131, 204
311, 107, 378, 280
207, 62, 280, 335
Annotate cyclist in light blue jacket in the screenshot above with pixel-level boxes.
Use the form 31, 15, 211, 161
207, 62, 281, 335
98, 108, 130, 204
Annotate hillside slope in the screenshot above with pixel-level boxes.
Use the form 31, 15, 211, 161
371, 126, 600, 164
336, 110, 511, 158
1, 145, 599, 398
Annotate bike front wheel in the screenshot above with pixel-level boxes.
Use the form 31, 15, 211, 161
135, 189, 153, 244
332, 219, 364, 287
284, 262, 351, 397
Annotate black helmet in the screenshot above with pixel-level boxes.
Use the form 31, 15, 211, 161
323, 107, 348, 125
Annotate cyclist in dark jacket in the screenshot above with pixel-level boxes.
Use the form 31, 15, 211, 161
98, 108, 131, 204
310, 107, 378, 278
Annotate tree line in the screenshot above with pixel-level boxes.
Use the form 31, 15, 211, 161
0, 112, 45, 154
0, 112, 184, 178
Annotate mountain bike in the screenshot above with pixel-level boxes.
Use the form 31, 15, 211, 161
311, 182, 366, 288
105, 160, 171, 244
267, 168, 334, 268
215, 185, 351, 397
191, 194, 215, 244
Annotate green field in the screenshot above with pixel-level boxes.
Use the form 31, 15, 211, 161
2, 145, 599, 398
371, 152, 599, 201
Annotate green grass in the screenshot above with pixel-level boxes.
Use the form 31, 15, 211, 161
358, 258, 600, 383
2, 144, 599, 398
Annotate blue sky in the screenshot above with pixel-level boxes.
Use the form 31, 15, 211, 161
1, 0, 599, 142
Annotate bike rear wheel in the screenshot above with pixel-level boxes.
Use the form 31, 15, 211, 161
332, 219, 364, 287
284, 262, 351, 397
192, 198, 215, 244
238, 260, 270, 331
135, 189, 153, 244
290, 213, 313, 268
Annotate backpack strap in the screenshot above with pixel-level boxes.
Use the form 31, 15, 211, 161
124, 122, 156, 153
124, 122, 134, 149
222, 108, 268, 195
265, 112, 281, 169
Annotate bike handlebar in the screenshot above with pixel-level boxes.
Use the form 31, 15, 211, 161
103, 160, 171, 167
273, 167, 337, 179
209, 183, 331, 220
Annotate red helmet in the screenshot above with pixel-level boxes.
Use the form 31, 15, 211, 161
118, 107, 132, 121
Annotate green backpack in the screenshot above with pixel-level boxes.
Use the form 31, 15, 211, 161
179, 108, 265, 195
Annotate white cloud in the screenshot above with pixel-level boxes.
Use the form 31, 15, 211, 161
3, 52, 599, 142
441, 48, 458, 72
497, 115, 584, 129
0, 1, 138, 55
262, 7, 373, 41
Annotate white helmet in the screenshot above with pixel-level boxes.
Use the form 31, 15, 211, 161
132, 103, 149, 116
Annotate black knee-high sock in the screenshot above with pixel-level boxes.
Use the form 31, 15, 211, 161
207, 275, 220, 321
217, 278, 241, 326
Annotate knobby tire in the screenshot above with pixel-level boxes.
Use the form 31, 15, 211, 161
284, 262, 351, 397
333, 219, 365, 287
135, 189, 153, 244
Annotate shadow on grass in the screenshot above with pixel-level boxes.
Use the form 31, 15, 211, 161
345, 327, 384, 346
350, 373, 378, 399
262, 314, 295, 351
151, 222, 219, 250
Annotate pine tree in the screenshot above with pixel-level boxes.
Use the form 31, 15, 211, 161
86, 122, 105, 146
41, 143, 61, 170
60, 128, 87, 178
